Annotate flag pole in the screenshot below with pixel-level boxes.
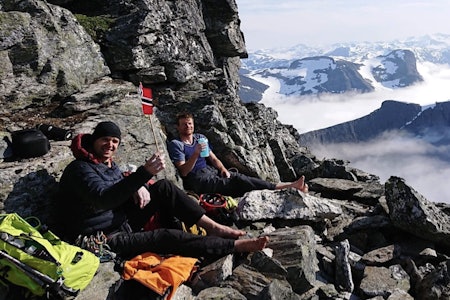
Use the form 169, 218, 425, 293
148, 114, 160, 153
139, 82, 160, 153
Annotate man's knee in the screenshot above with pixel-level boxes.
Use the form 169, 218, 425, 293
152, 179, 187, 201
153, 178, 175, 191
153, 228, 185, 242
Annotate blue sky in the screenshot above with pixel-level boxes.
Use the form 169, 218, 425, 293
236, 0, 450, 50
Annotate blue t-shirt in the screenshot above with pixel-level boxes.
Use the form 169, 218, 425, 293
168, 133, 210, 175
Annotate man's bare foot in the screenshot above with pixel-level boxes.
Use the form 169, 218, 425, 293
293, 175, 309, 193
302, 183, 309, 193
234, 236, 270, 252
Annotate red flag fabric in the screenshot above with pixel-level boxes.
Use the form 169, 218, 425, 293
139, 82, 153, 115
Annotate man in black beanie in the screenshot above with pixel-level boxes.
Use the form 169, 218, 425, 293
88, 121, 122, 166
57, 121, 269, 260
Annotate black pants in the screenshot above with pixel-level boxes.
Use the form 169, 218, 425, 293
184, 166, 276, 197
109, 179, 235, 258
124, 179, 204, 231
108, 228, 235, 258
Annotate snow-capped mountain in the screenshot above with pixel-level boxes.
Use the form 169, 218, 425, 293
239, 34, 450, 102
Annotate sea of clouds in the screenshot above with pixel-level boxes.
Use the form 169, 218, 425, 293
258, 62, 450, 203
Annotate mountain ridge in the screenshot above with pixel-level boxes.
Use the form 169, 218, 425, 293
298, 100, 423, 144
239, 34, 450, 101
245, 33, 450, 65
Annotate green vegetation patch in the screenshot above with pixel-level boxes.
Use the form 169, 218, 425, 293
74, 14, 115, 42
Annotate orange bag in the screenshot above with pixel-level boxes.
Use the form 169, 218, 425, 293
122, 252, 198, 299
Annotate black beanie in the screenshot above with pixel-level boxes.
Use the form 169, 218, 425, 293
91, 121, 121, 142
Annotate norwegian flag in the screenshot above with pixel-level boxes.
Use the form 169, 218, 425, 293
139, 82, 153, 115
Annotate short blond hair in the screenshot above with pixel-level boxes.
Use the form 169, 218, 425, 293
176, 112, 194, 125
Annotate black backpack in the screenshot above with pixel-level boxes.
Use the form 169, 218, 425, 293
11, 129, 50, 159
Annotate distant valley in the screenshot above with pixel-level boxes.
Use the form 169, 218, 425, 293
238, 34, 450, 203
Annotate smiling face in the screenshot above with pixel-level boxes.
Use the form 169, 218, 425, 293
177, 117, 195, 137
92, 136, 120, 162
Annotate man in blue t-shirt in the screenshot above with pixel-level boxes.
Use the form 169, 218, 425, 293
168, 112, 309, 197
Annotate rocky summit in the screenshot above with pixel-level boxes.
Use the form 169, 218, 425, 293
1, 1, 450, 299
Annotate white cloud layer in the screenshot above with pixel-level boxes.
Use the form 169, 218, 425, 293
260, 62, 450, 133
258, 63, 450, 204
310, 132, 450, 204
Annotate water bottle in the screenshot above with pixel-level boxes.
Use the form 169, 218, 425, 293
198, 137, 210, 157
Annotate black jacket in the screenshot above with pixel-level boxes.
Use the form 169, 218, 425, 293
57, 134, 153, 240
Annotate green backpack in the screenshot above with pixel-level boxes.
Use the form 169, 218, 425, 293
0, 213, 100, 299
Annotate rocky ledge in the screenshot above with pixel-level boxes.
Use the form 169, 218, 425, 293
69, 176, 450, 300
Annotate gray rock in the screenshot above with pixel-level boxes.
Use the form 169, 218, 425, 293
362, 244, 400, 265
386, 176, 450, 247
0, 1, 109, 114
238, 189, 342, 222
359, 265, 411, 298
196, 286, 246, 300
335, 239, 354, 292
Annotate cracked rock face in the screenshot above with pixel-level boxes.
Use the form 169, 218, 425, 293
0, 1, 109, 114
385, 176, 450, 247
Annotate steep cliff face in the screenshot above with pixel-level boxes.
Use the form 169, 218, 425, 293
1, 0, 339, 224
372, 49, 423, 87
405, 101, 450, 146
0, 0, 317, 187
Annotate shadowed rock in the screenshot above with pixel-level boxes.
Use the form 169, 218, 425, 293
385, 176, 450, 247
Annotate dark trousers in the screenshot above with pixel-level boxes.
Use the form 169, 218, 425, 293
124, 179, 204, 231
108, 228, 235, 258
109, 179, 235, 258
184, 166, 276, 197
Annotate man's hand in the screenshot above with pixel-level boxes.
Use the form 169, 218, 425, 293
133, 186, 151, 209
220, 168, 231, 178
144, 151, 166, 175
194, 143, 203, 157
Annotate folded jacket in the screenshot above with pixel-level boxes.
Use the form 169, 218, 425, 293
122, 252, 198, 300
